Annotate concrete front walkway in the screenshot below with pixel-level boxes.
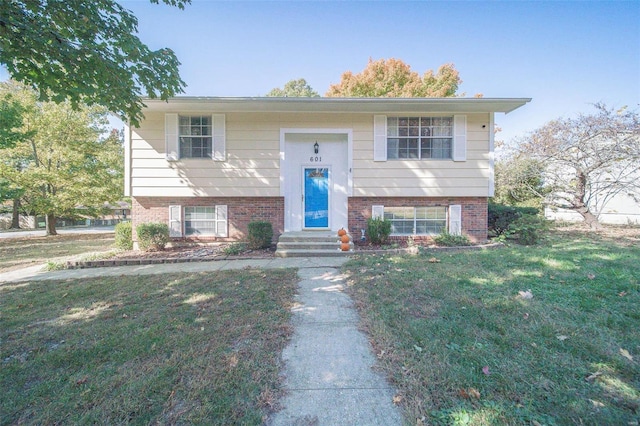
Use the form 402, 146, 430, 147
268, 266, 402, 425
1, 257, 402, 425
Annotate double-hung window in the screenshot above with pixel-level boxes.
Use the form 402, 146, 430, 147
387, 117, 453, 160
179, 116, 212, 158
383, 206, 447, 235
184, 206, 227, 236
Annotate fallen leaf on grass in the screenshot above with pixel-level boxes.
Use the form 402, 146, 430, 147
482, 366, 491, 375
376, 350, 385, 359
76, 376, 89, 385
517, 290, 533, 300
556, 335, 569, 341
393, 394, 403, 404
459, 388, 481, 399
585, 371, 603, 382
428, 257, 440, 263
618, 291, 627, 297
414, 345, 423, 352
587, 273, 596, 280
620, 348, 633, 361
468, 387, 481, 399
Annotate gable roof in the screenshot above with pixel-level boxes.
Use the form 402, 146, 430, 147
142, 97, 531, 114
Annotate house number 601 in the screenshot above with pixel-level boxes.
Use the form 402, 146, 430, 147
309, 156, 322, 162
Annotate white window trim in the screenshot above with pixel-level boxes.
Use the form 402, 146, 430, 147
165, 113, 226, 161
383, 115, 463, 161
172, 205, 228, 238
383, 206, 447, 236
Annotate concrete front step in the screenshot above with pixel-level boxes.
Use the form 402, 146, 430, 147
275, 231, 354, 257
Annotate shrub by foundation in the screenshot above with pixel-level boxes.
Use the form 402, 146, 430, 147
114, 221, 133, 250
247, 221, 273, 250
136, 222, 169, 251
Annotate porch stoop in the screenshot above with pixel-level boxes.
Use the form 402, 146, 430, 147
275, 231, 354, 258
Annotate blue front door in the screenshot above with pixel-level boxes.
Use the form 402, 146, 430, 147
304, 168, 329, 228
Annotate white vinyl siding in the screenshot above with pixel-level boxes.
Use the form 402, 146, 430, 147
132, 112, 489, 198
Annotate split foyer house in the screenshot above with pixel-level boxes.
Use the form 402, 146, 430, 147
124, 97, 530, 246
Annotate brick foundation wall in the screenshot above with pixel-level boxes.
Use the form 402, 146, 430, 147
132, 197, 284, 243
348, 196, 488, 242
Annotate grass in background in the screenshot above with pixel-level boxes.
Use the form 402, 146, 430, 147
1, 269, 298, 424
344, 227, 640, 425
0, 233, 115, 273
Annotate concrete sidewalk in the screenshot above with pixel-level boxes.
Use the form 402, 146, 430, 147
0, 257, 347, 283
268, 267, 402, 425
1, 257, 403, 425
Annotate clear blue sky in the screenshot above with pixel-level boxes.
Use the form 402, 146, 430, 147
5, 0, 640, 145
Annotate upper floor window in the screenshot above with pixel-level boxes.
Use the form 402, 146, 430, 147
179, 116, 212, 158
387, 117, 453, 160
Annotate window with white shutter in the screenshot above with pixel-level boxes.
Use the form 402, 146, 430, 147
169, 205, 182, 237
448, 204, 462, 235
373, 115, 387, 161
452, 115, 467, 162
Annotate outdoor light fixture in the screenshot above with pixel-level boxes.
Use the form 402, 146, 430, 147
313, 141, 319, 154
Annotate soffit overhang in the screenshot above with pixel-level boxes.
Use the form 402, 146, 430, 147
142, 97, 531, 115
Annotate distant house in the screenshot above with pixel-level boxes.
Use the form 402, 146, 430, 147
124, 97, 530, 246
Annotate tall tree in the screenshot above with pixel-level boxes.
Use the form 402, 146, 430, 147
326, 58, 461, 98
0, 93, 28, 149
0, 85, 123, 235
266, 78, 320, 97
515, 104, 640, 229
0, 0, 189, 126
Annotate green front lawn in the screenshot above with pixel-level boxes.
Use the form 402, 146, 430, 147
344, 227, 640, 425
1, 269, 298, 425
0, 233, 115, 273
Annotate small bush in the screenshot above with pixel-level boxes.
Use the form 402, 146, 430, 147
367, 217, 392, 245
507, 214, 547, 245
136, 222, 170, 251
114, 221, 133, 250
223, 242, 247, 256
488, 204, 539, 236
247, 221, 273, 250
433, 231, 471, 247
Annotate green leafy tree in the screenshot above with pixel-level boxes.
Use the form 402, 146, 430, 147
494, 155, 547, 209
514, 104, 640, 229
266, 78, 320, 97
0, 0, 189, 126
326, 58, 461, 98
0, 85, 123, 235
0, 93, 28, 149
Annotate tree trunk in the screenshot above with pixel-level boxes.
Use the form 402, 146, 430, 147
45, 213, 58, 236
10, 198, 20, 229
576, 206, 603, 230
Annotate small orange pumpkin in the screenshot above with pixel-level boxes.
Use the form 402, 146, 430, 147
340, 234, 350, 243
337, 228, 347, 237
341, 242, 350, 251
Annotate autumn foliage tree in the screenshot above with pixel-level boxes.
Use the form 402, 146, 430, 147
326, 58, 461, 98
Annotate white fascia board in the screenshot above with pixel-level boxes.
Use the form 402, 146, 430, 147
141, 97, 531, 115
